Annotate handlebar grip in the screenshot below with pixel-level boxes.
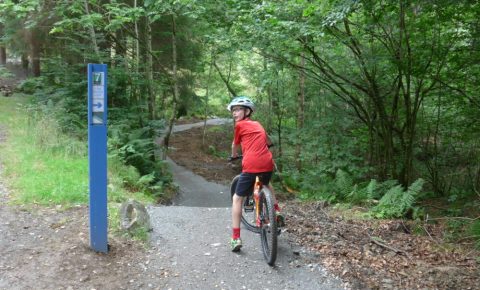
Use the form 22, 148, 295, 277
228, 155, 243, 162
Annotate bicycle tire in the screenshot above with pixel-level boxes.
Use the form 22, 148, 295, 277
259, 186, 277, 266
230, 175, 261, 233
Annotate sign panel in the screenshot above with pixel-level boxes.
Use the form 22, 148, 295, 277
87, 63, 108, 253
92, 99, 104, 112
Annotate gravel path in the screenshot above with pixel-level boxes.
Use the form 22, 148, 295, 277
167, 157, 231, 208
147, 206, 344, 289
145, 119, 345, 289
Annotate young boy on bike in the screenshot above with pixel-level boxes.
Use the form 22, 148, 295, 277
227, 96, 284, 252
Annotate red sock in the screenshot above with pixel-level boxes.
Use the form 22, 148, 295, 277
274, 203, 281, 212
232, 228, 241, 239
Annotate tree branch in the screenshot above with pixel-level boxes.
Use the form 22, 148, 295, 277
213, 60, 237, 97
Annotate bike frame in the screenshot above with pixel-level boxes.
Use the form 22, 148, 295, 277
253, 176, 262, 227
231, 174, 277, 266
229, 156, 278, 266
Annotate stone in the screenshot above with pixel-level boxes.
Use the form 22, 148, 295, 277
119, 199, 152, 232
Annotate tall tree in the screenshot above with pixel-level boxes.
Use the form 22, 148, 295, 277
163, 12, 178, 153
295, 53, 306, 171
0, 23, 6, 65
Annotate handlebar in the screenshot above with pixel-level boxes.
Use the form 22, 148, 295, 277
228, 143, 275, 162
228, 155, 243, 162
228, 143, 273, 162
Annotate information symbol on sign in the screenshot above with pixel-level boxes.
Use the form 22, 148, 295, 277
93, 72, 103, 85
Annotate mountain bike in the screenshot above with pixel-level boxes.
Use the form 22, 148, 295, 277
229, 156, 278, 266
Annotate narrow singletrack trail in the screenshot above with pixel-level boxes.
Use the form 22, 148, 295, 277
146, 120, 344, 289
167, 156, 230, 208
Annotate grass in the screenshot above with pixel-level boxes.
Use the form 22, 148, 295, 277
0, 95, 89, 205
0, 94, 154, 239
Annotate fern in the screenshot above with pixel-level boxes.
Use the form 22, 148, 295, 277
347, 184, 360, 202
371, 178, 424, 218
335, 169, 353, 200
366, 179, 377, 199
371, 179, 399, 200
348, 179, 377, 204
137, 173, 156, 187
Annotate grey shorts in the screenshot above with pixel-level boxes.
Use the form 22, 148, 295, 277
234, 172, 272, 197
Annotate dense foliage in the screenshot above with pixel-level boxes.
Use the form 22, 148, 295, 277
1, 1, 479, 237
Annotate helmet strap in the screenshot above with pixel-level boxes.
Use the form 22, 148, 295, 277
243, 107, 252, 119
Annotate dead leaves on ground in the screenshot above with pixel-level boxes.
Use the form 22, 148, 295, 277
283, 201, 479, 290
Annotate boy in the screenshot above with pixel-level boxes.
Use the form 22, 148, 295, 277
227, 96, 283, 252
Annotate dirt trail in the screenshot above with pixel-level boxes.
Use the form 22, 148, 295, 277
167, 119, 231, 208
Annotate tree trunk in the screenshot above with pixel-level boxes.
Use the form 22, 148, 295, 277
21, 53, 29, 76
145, 14, 155, 120
295, 53, 306, 171
132, 0, 144, 117
84, 0, 99, 58
273, 69, 284, 172
265, 60, 274, 133
25, 29, 41, 77
163, 14, 179, 157
0, 47, 6, 66
203, 53, 214, 147
0, 24, 5, 65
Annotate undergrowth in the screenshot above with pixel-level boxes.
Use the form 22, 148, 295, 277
0, 94, 155, 241
290, 167, 479, 250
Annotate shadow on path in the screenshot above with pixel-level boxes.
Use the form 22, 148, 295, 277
167, 156, 231, 208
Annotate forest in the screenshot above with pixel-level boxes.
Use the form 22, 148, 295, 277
1, 1, 479, 246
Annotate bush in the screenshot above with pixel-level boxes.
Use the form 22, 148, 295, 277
370, 179, 425, 219
469, 220, 480, 249
108, 117, 174, 199
18, 77, 45, 94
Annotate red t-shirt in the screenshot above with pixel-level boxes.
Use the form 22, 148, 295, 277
233, 118, 273, 173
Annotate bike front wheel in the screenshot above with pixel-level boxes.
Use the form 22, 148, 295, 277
230, 175, 261, 233
259, 186, 277, 266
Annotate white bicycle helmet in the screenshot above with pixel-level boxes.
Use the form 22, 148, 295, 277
227, 96, 255, 112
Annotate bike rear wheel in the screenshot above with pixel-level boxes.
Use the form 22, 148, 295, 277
230, 175, 261, 233
259, 186, 277, 266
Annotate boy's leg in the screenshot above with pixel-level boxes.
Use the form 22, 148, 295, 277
231, 193, 244, 252
232, 194, 244, 230
230, 173, 255, 251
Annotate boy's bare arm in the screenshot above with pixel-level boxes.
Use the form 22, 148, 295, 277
231, 142, 240, 158
266, 134, 273, 147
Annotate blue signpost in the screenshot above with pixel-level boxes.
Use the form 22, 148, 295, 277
87, 64, 108, 253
